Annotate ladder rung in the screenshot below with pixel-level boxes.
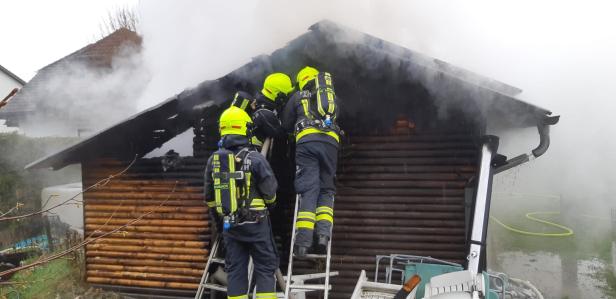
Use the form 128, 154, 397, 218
211, 257, 225, 264
201, 283, 227, 292
289, 284, 331, 291
301, 253, 327, 259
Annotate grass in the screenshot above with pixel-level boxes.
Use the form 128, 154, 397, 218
0, 257, 80, 299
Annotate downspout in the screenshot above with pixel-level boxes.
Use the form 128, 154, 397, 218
493, 115, 560, 174
467, 114, 559, 274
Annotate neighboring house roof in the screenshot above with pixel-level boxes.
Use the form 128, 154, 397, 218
26, 20, 553, 170
0, 28, 141, 117
0, 64, 26, 86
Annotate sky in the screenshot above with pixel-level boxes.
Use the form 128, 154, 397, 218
0, 0, 138, 81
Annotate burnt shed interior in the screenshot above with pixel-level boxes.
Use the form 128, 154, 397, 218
26, 21, 551, 298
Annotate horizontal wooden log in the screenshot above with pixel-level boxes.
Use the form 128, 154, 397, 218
88, 231, 209, 241
347, 149, 477, 158
87, 270, 201, 283
86, 169, 205, 177
334, 218, 464, 228
337, 187, 464, 196
336, 173, 472, 181
336, 195, 464, 204
86, 244, 208, 255
85, 224, 208, 234
101, 180, 203, 188
86, 165, 206, 174
86, 250, 207, 262
333, 240, 466, 251
85, 192, 203, 200
348, 142, 476, 151
335, 203, 463, 212
98, 186, 202, 193
348, 134, 472, 143
86, 276, 198, 290
96, 180, 189, 186
327, 248, 466, 259
86, 218, 208, 227
335, 210, 464, 220
332, 225, 464, 235
84, 199, 205, 207
91, 238, 206, 248
344, 157, 476, 166
338, 180, 467, 189
85, 211, 207, 221
84, 205, 207, 213
331, 232, 465, 244
87, 257, 206, 269
338, 165, 475, 174
87, 264, 203, 276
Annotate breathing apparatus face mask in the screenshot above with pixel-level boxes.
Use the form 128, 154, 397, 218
302, 80, 316, 92
274, 92, 289, 107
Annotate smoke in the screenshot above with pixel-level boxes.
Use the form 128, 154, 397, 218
474, 1, 616, 212
134, 0, 450, 109
133, 0, 616, 208
20, 41, 150, 137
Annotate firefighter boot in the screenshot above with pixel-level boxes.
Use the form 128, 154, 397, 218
314, 234, 329, 254
294, 244, 310, 258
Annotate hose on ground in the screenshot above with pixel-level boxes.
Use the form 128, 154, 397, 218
490, 211, 574, 237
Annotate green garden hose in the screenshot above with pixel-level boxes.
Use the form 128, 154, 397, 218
490, 211, 574, 237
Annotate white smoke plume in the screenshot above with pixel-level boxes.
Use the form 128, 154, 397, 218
135, 0, 616, 209
20, 42, 150, 137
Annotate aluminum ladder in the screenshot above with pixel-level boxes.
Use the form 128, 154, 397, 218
284, 195, 338, 298
195, 235, 256, 298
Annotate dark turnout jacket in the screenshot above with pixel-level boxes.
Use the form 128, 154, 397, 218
280, 91, 339, 148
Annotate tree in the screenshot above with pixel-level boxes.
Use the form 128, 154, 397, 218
99, 6, 139, 37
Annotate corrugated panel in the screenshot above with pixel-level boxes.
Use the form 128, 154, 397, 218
82, 157, 209, 291
295, 133, 477, 298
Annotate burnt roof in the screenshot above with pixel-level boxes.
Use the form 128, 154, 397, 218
26, 20, 552, 170
0, 28, 141, 116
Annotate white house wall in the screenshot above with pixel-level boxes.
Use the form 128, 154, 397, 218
0, 70, 23, 98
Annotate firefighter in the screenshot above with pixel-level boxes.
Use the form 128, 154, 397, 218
204, 106, 279, 299
230, 73, 294, 147
281, 66, 340, 256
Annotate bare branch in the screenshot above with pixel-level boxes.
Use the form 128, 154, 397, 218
0, 203, 24, 218
99, 6, 139, 37
0, 156, 137, 222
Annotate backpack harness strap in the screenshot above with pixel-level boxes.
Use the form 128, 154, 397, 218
212, 148, 268, 227
295, 118, 341, 134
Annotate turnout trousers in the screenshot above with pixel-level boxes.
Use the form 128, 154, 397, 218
294, 141, 338, 247
223, 218, 278, 299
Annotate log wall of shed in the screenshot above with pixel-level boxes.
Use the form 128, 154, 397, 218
294, 131, 478, 298
82, 157, 210, 291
